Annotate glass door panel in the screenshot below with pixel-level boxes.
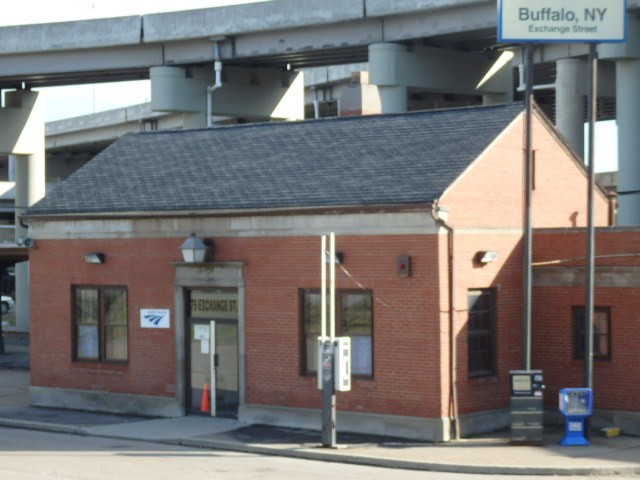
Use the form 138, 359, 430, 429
188, 321, 211, 414
215, 322, 239, 416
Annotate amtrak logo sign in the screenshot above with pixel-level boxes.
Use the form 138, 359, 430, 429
140, 309, 170, 329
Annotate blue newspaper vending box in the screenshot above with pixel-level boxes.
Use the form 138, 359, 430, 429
559, 388, 593, 446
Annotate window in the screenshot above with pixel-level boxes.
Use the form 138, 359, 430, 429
468, 289, 496, 378
74, 286, 128, 362
573, 306, 611, 359
302, 289, 373, 377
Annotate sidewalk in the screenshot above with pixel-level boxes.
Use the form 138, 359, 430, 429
1, 354, 640, 475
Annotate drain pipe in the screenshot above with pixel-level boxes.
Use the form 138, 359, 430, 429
431, 201, 460, 441
312, 87, 320, 119
207, 40, 223, 128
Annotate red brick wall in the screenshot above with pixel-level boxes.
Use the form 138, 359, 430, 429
533, 229, 640, 411
442, 114, 610, 229
30, 233, 448, 418
30, 238, 178, 397
439, 112, 610, 415
452, 232, 524, 415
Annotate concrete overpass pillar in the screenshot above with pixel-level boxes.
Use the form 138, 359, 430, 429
337, 72, 382, 116
482, 92, 512, 105
556, 58, 586, 160
0, 90, 45, 332
368, 43, 408, 113
369, 43, 511, 113
615, 59, 640, 225
600, 15, 640, 225
151, 65, 304, 125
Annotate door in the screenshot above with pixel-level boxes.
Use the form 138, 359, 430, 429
187, 289, 239, 417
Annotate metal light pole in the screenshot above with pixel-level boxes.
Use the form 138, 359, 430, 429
585, 41, 598, 399
523, 44, 534, 371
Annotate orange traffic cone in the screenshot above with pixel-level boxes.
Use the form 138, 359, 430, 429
201, 383, 211, 412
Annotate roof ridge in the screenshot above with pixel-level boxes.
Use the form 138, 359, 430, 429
134, 103, 523, 137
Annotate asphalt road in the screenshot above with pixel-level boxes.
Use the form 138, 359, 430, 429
0, 426, 638, 480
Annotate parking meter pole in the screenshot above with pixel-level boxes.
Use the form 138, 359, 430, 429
321, 340, 336, 448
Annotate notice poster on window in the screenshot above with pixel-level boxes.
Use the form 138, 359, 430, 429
351, 336, 372, 376
78, 325, 99, 359
140, 309, 170, 329
194, 324, 210, 341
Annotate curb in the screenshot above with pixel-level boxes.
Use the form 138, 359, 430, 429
178, 437, 640, 477
1, 417, 640, 476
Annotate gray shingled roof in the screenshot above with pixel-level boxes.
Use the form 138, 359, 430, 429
27, 103, 523, 216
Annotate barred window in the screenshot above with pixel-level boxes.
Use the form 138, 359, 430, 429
302, 289, 373, 377
74, 286, 128, 362
468, 289, 496, 377
573, 306, 611, 360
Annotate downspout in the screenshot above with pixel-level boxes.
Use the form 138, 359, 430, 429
207, 41, 223, 128
431, 200, 460, 441
312, 87, 320, 119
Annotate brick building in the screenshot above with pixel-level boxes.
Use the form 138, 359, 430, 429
533, 228, 640, 434
24, 104, 610, 441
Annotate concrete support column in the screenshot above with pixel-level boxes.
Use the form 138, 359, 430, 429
150, 65, 304, 125
0, 90, 45, 333
368, 43, 408, 114
377, 86, 408, 114
13, 152, 45, 334
14, 152, 45, 237
615, 59, 640, 225
482, 92, 512, 105
556, 58, 586, 160
338, 72, 382, 116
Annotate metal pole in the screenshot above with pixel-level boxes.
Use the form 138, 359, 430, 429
321, 340, 336, 447
583, 42, 598, 441
329, 232, 336, 340
321, 235, 327, 340
523, 44, 534, 371
320, 232, 337, 448
585, 43, 597, 391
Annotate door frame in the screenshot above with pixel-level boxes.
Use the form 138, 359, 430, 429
173, 262, 245, 417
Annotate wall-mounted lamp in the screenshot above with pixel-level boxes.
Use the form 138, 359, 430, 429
476, 250, 498, 264
180, 233, 208, 263
85, 252, 105, 264
16, 236, 35, 248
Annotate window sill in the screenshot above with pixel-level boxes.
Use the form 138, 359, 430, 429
303, 373, 374, 381
468, 374, 499, 385
72, 360, 129, 368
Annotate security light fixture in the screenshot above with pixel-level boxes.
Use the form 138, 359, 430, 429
85, 252, 105, 264
476, 250, 498, 264
180, 233, 208, 263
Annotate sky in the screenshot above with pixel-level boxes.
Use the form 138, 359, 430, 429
1, 0, 618, 172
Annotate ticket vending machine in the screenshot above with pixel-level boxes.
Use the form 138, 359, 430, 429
559, 388, 593, 446
509, 370, 545, 445
317, 337, 351, 392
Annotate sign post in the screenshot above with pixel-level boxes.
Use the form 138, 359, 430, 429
497, 0, 626, 439
320, 232, 337, 448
